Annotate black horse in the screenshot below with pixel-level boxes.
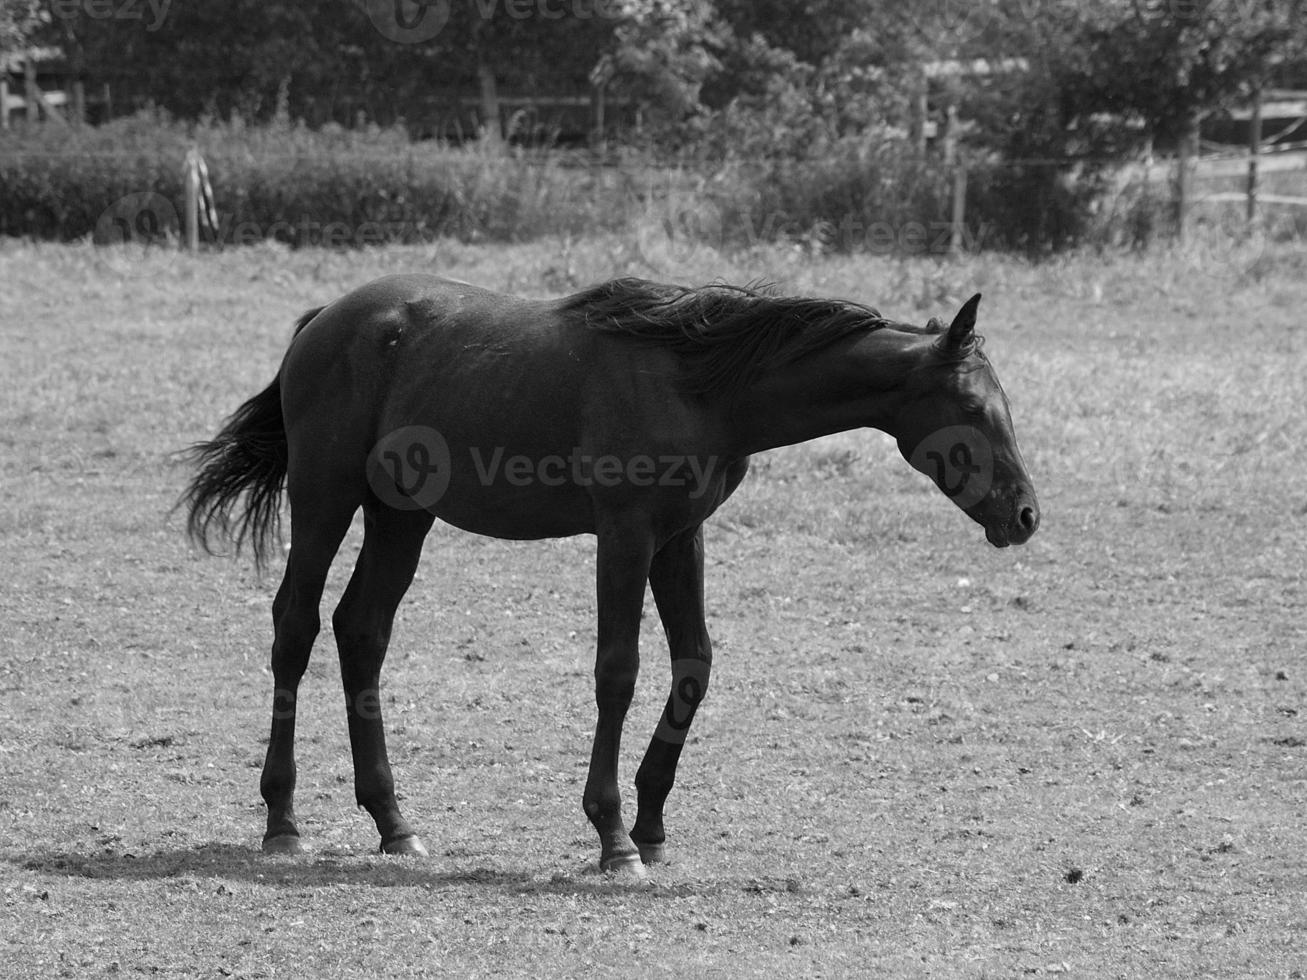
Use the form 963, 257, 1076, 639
183, 275, 1039, 876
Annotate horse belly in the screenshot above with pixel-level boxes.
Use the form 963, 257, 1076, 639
369, 413, 599, 539
430, 457, 598, 539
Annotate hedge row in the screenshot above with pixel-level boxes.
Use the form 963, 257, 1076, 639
6, 112, 1234, 255
0, 114, 629, 247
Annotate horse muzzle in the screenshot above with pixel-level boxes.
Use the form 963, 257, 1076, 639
983, 496, 1040, 548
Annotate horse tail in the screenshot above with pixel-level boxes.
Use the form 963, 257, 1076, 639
181, 306, 324, 569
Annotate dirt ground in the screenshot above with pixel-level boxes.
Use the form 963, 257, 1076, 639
1, 238, 1304, 978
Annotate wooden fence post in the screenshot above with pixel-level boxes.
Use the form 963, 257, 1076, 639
23, 57, 37, 122
1247, 86, 1262, 223
942, 102, 958, 167
71, 80, 85, 126
477, 61, 502, 146
184, 148, 199, 252
910, 70, 928, 157
590, 79, 606, 159
21, 56, 68, 127
950, 163, 968, 255
1175, 111, 1199, 242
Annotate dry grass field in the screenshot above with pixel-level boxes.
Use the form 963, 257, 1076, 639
1, 232, 1305, 978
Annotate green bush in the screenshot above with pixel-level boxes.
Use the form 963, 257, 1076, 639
963, 161, 1107, 254
691, 74, 1105, 257
712, 137, 955, 255
0, 112, 629, 246
0, 110, 187, 240
14, 111, 1272, 257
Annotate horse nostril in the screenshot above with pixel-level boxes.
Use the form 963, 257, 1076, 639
1017, 506, 1038, 533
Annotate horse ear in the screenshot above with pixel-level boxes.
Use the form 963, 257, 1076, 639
944, 293, 981, 352
926, 316, 945, 334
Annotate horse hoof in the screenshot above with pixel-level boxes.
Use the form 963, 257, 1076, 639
380, 835, 429, 857
636, 841, 666, 865
600, 852, 647, 879
262, 834, 305, 856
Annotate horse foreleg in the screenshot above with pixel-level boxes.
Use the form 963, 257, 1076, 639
583, 516, 655, 876
631, 525, 712, 865
332, 504, 435, 856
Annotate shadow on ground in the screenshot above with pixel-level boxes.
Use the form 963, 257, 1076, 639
1, 843, 722, 896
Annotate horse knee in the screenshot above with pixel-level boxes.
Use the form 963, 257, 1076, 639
271, 606, 319, 680
594, 656, 638, 708
330, 597, 359, 639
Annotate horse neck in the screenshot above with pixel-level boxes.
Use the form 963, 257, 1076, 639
728, 328, 928, 456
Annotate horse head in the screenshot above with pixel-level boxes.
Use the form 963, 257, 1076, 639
892, 293, 1040, 547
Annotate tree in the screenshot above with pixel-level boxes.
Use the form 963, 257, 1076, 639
1, 0, 44, 55
1023, 0, 1307, 238
37, 0, 619, 134
1067, 0, 1307, 148
591, 0, 724, 143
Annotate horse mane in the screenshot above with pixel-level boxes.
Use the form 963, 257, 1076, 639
561, 278, 893, 398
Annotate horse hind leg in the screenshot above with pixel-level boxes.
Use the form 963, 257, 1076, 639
332, 500, 435, 856
260, 494, 357, 855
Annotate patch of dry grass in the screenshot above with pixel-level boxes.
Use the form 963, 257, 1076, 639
1, 236, 1305, 978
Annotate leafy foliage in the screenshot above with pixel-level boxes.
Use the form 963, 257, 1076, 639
0, 0, 43, 54
9, 0, 1307, 251
1065, 0, 1307, 144
593, 0, 724, 138
0, 112, 629, 244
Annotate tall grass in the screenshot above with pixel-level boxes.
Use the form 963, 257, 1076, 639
2, 112, 1304, 259
0, 112, 632, 246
